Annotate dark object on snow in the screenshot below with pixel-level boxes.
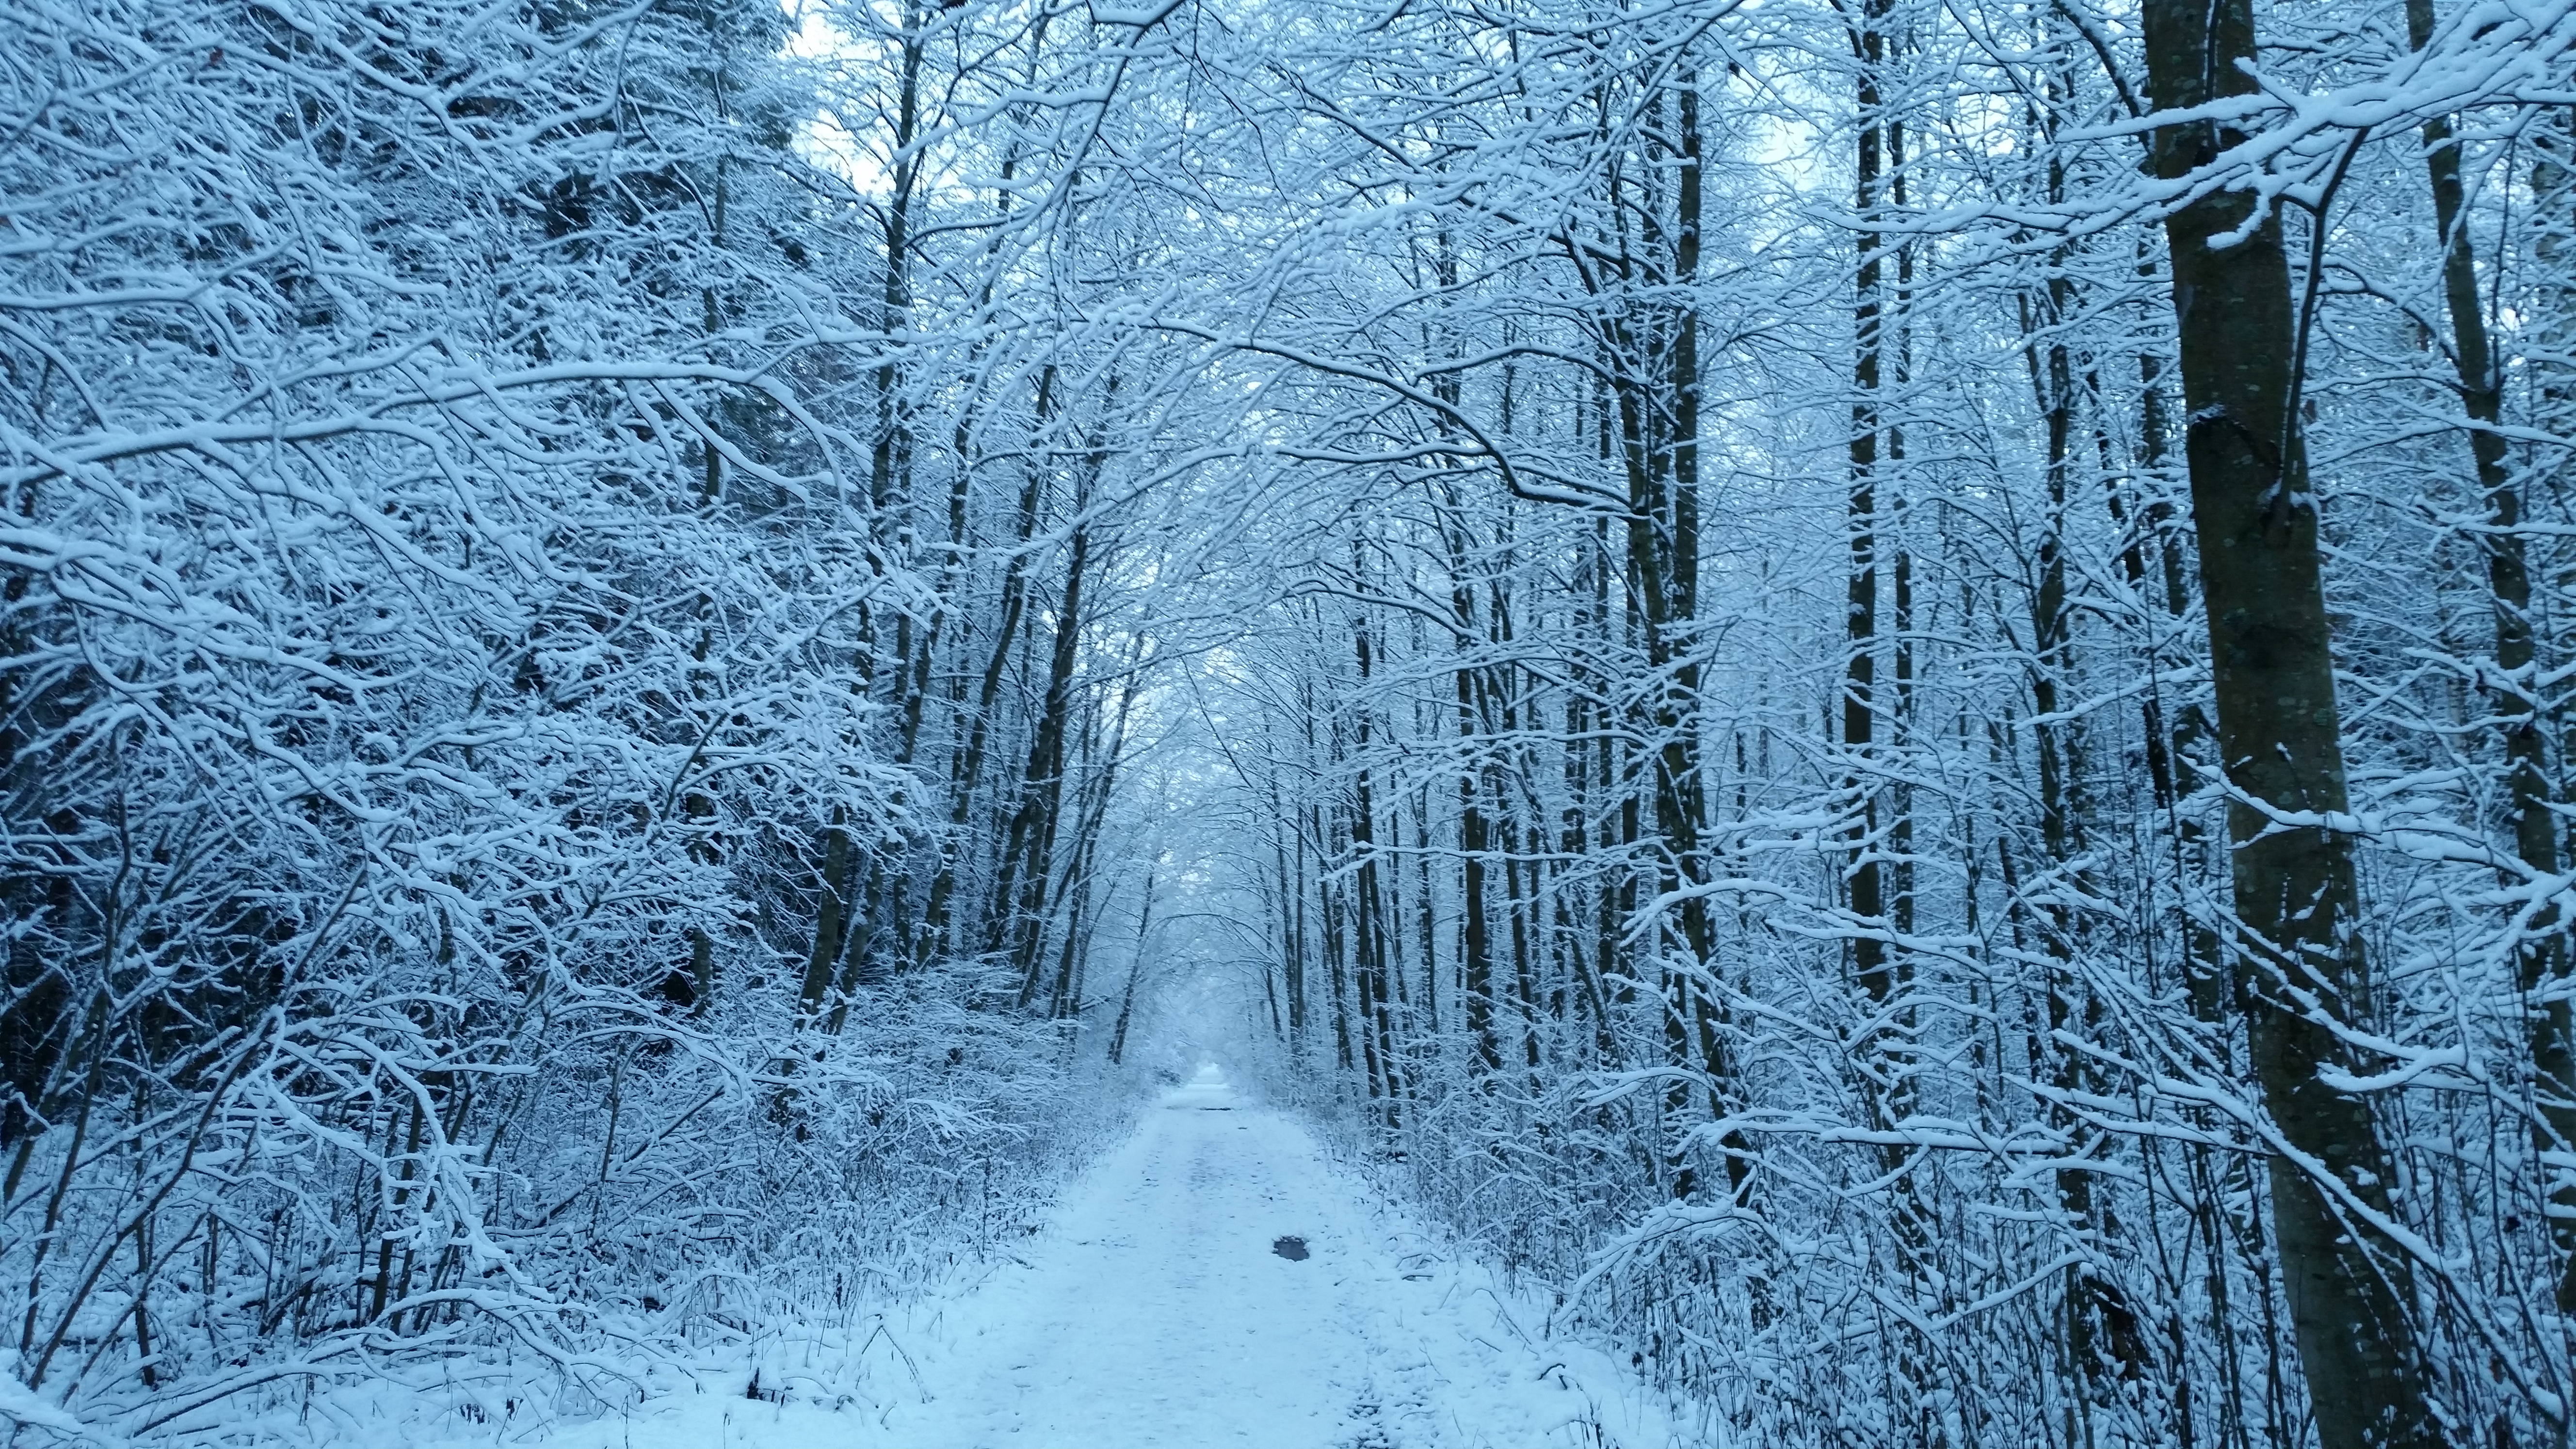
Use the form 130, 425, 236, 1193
1272, 1236, 1309, 1261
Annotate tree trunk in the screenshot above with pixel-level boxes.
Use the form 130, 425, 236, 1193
1845, 8, 1889, 1030
2404, 0, 2576, 1307
798, 817, 854, 1016
1457, 660, 1501, 1074
917, 366, 1057, 970
2141, 0, 2435, 1438
1108, 868, 1155, 1066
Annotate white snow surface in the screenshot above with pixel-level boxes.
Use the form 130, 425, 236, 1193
422, 1066, 1676, 1449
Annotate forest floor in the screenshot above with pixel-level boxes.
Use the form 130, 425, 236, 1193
419, 1067, 1676, 1449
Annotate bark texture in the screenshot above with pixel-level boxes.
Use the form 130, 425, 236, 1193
2141, 0, 2435, 1440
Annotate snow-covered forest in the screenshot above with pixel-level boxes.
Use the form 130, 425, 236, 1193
2, 0, 2572, 1438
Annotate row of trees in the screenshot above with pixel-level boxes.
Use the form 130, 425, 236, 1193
0, 0, 1195, 1432
1179, 0, 2576, 1444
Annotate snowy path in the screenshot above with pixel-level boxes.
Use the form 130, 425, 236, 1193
868, 1069, 1671, 1449
458, 1069, 1674, 1449
905, 1072, 1401, 1445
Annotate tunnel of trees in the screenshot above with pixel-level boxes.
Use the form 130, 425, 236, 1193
2, 0, 2573, 1440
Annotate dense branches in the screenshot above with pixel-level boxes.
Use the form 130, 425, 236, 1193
1163, 0, 2576, 1444
4, 0, 2574, 1439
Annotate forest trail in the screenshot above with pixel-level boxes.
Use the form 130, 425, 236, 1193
865, 1066, 1673, 1449
479, 1068, 1675, 1449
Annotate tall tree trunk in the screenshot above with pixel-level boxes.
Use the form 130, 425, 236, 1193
798, 816, 855, 1017
2141, 0, 2435, 1439
1845, 6, 1889, 1034
916, 367, 1056, 969
1415, 786, 1439, 1035
1886, 98, 1915, 979
1350, 594, 1401, 1117
1269, 767, 1311, 1055
1457, 658, 1502, 1074
1047, 671, 1137, 1020
1108, 868, 1155, 1066
2404, 0, 2576, 1307
1004, 516, 1090, 1004
1598, 70, 1742, 1192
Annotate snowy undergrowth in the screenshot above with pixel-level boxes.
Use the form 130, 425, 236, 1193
336, 1109, 1140, 1449
2, 987, 1146, 1449
1226, 1062, 1690, 1444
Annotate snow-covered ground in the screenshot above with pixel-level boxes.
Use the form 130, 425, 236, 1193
432, 1066, 1675, 1449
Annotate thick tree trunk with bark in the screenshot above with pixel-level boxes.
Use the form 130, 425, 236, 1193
2141, 0, 2435, 1439
1844, 10, 1889, 1034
